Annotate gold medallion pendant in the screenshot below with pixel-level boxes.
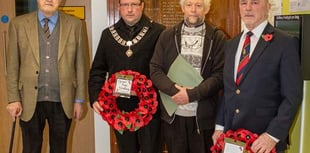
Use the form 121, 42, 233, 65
126, 49, 133, 57
126, 41, 133, 57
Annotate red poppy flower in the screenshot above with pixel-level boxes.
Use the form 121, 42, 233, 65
104, 108, 118, 125
145, 100, 157, 114
262, 33, 273, 42
133, 118, 144, 130
113, 116, 125, 134
138, 101, 149, 115
145, 80, 153, 88
137, 75, 146, 83
104, 83, 115, 94
128, 112, 140, 131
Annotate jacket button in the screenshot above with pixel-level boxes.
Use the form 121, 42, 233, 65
235, 109, 240, 114
236, 89, 240, 94
34, 86, 38, 90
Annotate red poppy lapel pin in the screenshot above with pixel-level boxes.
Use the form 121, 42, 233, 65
262, 33, 273, 42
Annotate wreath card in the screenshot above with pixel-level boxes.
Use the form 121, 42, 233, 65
223, 138, 246, 153
114, 73, 134, 98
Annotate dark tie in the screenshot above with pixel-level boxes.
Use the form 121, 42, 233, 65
43, 18, 50, 38
236, 31, 253, 85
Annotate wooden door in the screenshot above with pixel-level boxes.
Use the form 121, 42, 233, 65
0, 1, 22, 153
107, 0, 241, 152
0, 1, 94, 153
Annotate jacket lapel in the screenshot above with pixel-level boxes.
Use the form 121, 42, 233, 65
58, 12, 71, 61
228, 34, 242, 84
240, 23, 275, 84
25, 12, 40, 65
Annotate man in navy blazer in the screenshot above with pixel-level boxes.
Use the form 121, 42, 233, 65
212, 0, 303, 152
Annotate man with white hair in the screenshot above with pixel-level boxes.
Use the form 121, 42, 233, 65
6, 0, 86, 152
150, 0, 227, 152
213, 0, 302, 152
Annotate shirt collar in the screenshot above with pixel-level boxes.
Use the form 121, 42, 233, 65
38, 10, 59, 25
242, 20, 268, 39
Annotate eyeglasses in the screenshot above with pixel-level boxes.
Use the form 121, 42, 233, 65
119, 3, 142, 8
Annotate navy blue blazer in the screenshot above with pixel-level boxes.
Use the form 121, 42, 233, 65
216, 23, 303, 151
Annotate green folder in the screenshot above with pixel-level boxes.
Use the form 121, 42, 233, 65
159, 55, 203, 116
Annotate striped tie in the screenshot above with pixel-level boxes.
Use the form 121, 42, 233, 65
236, 31, 253, 85
43, 18, 50, 38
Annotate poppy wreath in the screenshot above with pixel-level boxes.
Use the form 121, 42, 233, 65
97, 70, 158, 134
211, 129, 276, 153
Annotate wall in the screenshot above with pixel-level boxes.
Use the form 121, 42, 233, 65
91, 0, 111, 152
281, 1, 310, 153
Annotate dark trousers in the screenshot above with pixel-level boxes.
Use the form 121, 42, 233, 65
19, 102, 72, 153
163, 115, 214, 153
114, 116, 162, 153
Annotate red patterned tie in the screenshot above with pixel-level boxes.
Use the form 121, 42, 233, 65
236, 31, 253, 85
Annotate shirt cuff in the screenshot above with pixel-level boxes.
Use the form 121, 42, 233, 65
215, 124, 224, 131
266, 133, 280, 143
74, 99, 84, 103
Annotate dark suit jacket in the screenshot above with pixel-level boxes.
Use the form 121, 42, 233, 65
216, 23, 303, 151
6, 11, 87, 121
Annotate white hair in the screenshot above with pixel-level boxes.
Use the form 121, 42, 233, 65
180, 0, 211, 7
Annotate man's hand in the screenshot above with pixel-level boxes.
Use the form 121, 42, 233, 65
6, 102, 22, 121
171, 84, 190, 105
73, 103, 84, 120
92, 101, 103, 114
212, 130, 223, 144
251, 132, 277, 153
